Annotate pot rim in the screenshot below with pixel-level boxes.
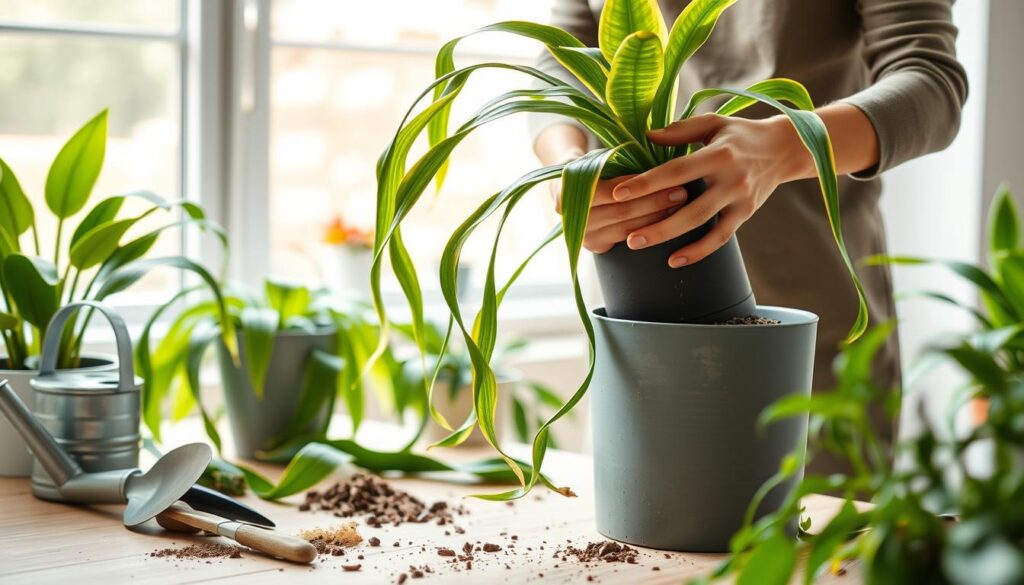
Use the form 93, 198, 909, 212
592, 305, 818, 328
272, 325, 337, 338
0, 353, 117, 374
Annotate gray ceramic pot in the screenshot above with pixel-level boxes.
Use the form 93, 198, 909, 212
217, 328, 337, 459
590, 306, 817, 552
0, 355, 116, 477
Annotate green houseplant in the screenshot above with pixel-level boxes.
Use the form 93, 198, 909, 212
0, 109, 229, 476
139, 279, 542, 496
137, 279, 375, 459
369, 0, 868, 548
708, 185, 1024, 584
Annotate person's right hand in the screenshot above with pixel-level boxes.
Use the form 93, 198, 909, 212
550, 175, 688, 254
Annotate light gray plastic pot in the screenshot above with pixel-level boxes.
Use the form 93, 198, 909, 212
217, 328, 337, 459
590, 306, 817, 552
0, 355, 116, 477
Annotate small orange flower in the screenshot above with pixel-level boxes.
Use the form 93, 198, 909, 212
324, 216, 373, 248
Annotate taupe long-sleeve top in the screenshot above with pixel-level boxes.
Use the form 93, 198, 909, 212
530, 0, 968, 464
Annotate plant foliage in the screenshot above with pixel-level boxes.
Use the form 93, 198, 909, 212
0, 110, 231, 370
371, 0, 868, 499
709, 185, 1024, 584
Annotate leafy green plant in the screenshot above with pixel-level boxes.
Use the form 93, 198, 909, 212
707, 185, 1024, 584
136, 279, 377, 448
0, 109, 231, 370
370, 0, 868, 499
143, 280, 539, 499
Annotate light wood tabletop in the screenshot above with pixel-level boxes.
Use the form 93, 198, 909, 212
0, 419, 858, 584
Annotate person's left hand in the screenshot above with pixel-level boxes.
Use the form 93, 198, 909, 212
611, 113, 805, 268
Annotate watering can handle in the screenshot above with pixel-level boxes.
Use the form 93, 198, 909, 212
38, 301, 136, 392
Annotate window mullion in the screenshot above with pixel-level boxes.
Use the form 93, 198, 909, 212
223, 0, 272, 286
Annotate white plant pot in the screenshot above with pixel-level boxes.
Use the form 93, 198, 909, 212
423, 373, 519, 447
0, 355, 116, 477
320, 245, 373, 299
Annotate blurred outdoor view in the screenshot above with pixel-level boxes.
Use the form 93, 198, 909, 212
269, 0, 569, 297
0, 0, 183, 300
0, 0, 570, 306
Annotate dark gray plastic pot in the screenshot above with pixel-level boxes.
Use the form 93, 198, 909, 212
217, 328, 336, 459
593, 178, 756, 323
590, 306, 817, 552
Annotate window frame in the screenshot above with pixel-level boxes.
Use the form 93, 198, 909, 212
0, 0, 228, 329
228, 0, 579, 325
0, 0, 583, 339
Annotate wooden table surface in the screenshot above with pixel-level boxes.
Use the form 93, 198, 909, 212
0, 419, 858, 584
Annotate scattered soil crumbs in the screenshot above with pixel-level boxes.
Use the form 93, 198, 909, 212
557, 540, 639, 564
149, 543, 244, 560
719, 315, 781, 326
300, 521, 362, 556
300, 473, 467, 528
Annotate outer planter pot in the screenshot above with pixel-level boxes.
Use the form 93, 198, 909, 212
217, 328, 337, 459
422, 372, 518, 447
0, 355, 117, 477
593, 179, 756, 324
590, 306, 818, 552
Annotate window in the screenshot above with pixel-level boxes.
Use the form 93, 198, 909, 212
0, 0, 576, 328
0, 0, 188, 314
264, 0, 571, 303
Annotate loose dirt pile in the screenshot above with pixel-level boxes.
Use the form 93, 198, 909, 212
299, 473, 466, 528
556, 540, 639, 564
149, 543, 244, 560
300, 521, 363, 556
719, 315, 782, 325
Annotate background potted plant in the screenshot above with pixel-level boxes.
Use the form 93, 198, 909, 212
709, 185, 1024, 584
368, 0, 867, 550
0, 109, 228, 476
137, 278, 378, 460
140, 283, 549, 500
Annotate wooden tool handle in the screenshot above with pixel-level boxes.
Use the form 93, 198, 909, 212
159, 505, 317, 564
234, 524, 317, 564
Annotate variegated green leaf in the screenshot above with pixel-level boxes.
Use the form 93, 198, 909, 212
606, 31, 664, 141
598, 0, 668, 63
652, 0, 738, 127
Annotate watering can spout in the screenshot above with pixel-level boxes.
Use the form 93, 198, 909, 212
0, 379, 82, 485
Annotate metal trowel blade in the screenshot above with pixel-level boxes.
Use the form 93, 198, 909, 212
123, 443, 212, 527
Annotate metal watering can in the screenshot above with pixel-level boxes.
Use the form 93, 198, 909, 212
28, 301, 143, 501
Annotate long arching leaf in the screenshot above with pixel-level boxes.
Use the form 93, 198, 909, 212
682, 87, 868, 342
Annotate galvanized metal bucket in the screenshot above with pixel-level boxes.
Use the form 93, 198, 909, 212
30, 302, 143, 501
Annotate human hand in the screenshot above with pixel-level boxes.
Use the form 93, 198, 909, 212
551, 172, 687, 255
611, 113, 806, 267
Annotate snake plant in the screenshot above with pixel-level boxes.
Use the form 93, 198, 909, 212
0, 109, 232, 371
372, 0, 869, 499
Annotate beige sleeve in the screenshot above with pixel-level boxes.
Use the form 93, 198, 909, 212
841, 0, 969, 179
526, 0, 600, 149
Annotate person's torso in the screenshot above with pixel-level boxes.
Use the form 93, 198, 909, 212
585, 0, 900, 396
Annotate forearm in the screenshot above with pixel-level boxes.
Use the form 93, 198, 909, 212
772, 103, 881, 183
534, 123, 589, 166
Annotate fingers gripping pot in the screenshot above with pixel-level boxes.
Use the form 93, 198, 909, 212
29, 302, 143, 501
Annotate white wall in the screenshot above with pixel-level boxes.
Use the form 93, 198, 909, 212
878, 0, 990, 437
